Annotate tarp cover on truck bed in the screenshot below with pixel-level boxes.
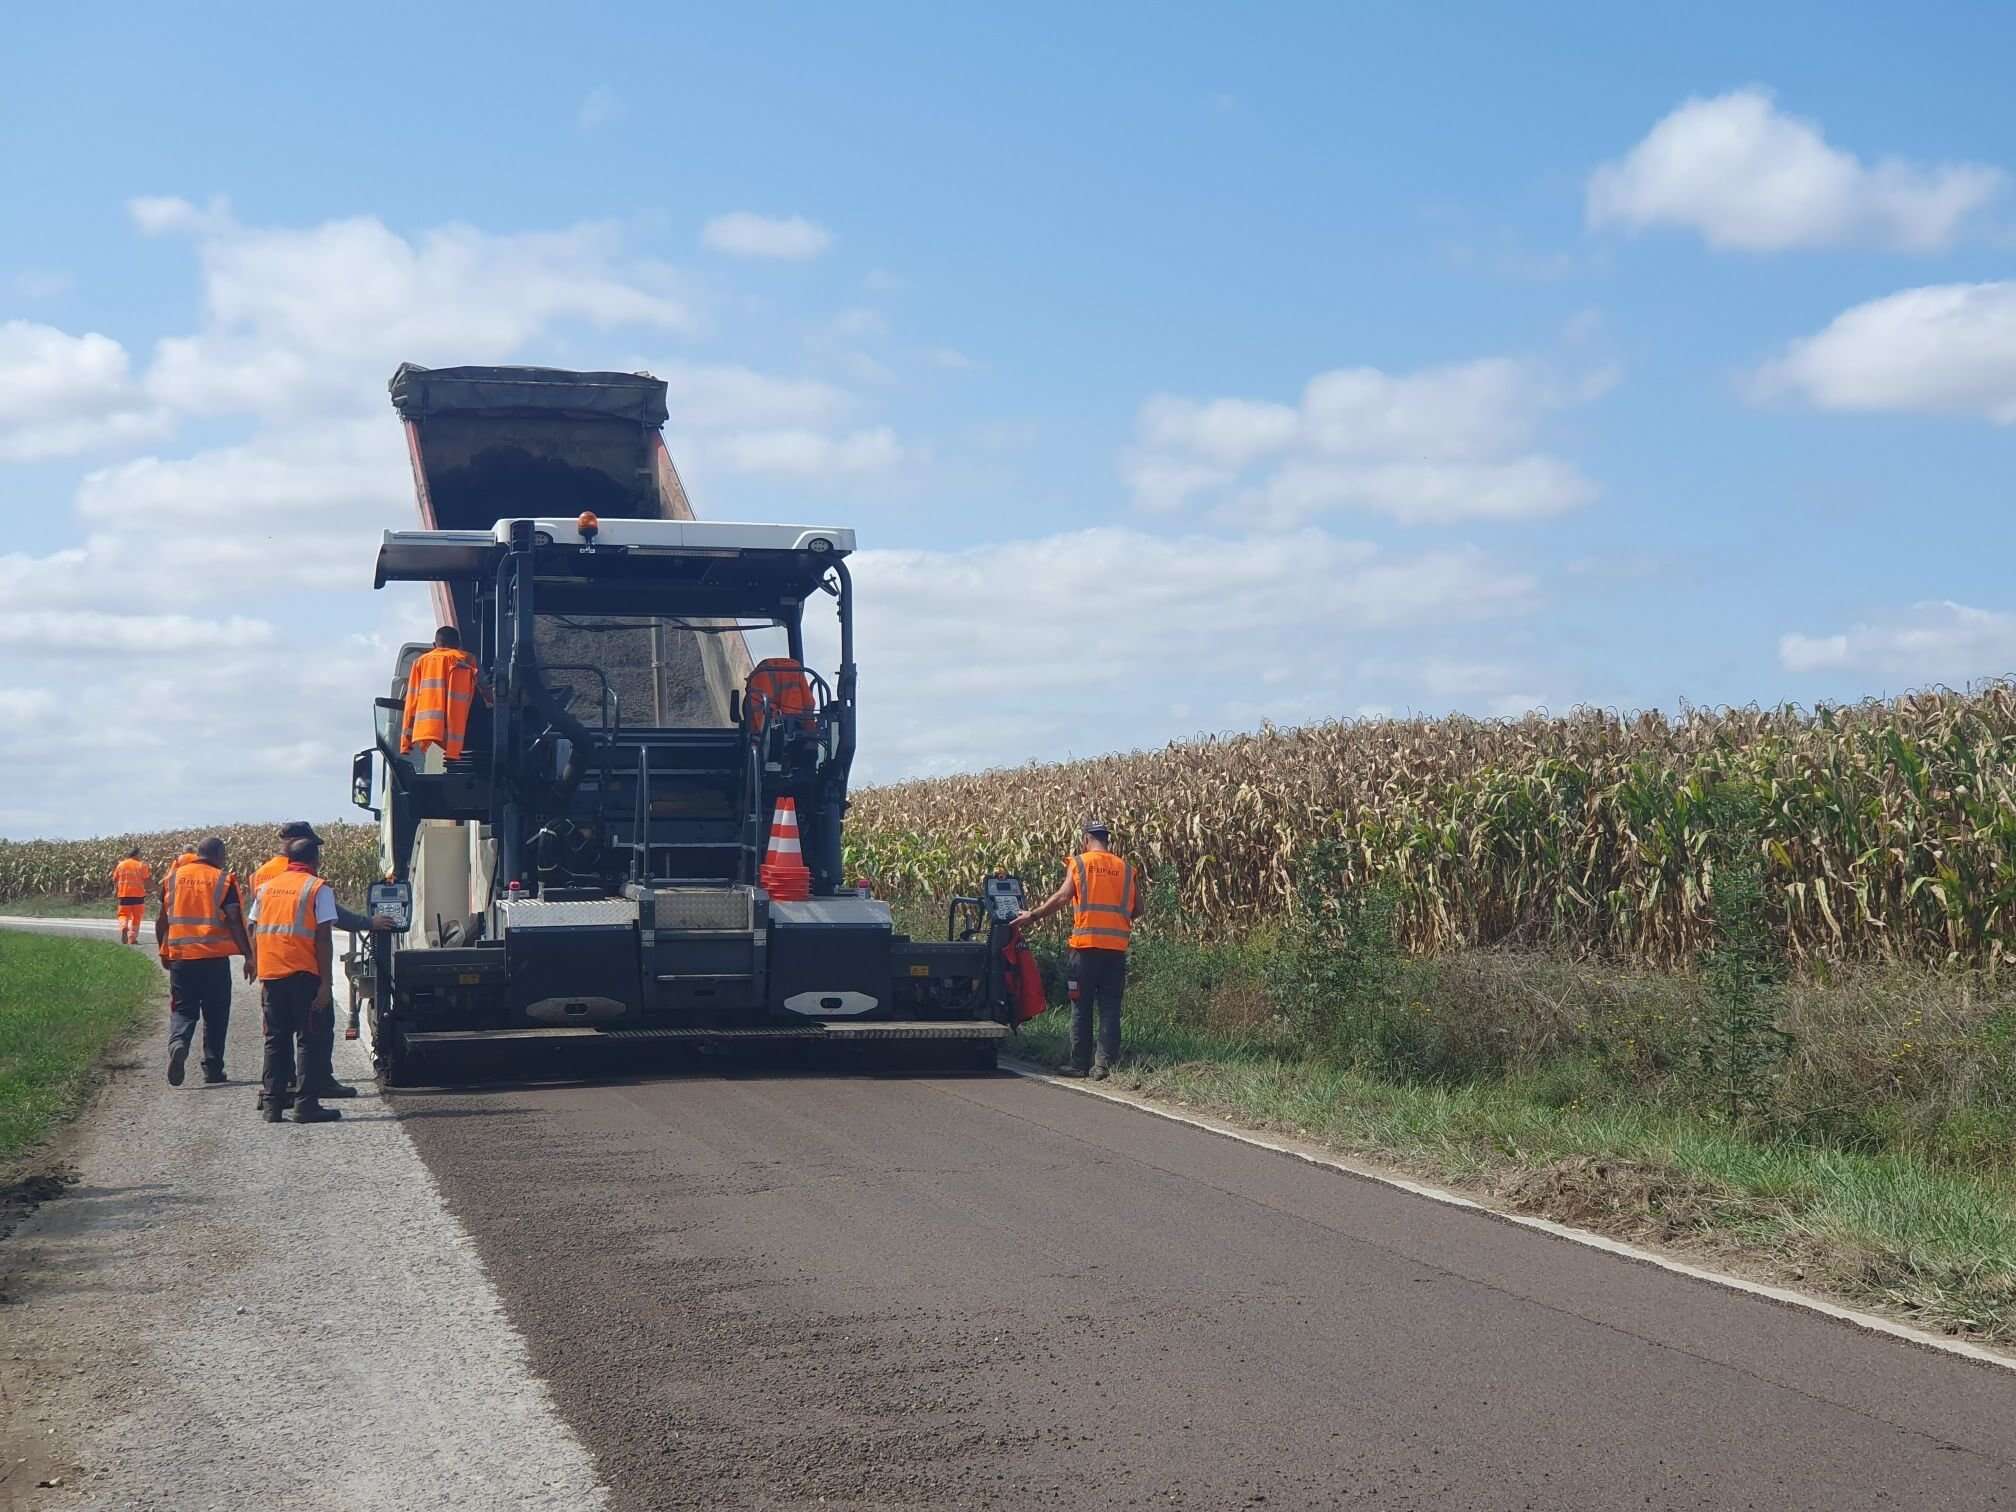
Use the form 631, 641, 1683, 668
388, 363, 670, 427
388, 360, 739, 727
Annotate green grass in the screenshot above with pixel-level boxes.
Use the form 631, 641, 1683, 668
0, 931, 160, 1163
0, 895, 138, 920
1016, 1001, 2016, 1342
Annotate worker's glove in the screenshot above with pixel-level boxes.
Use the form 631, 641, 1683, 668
369, 915, 398, 933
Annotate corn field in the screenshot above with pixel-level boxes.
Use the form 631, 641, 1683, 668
14, 685, 2016, 968
0, 822, 380, 906
847, 687, 2016, 969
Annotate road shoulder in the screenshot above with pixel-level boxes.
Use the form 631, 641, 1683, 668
0, 921, 607, 1511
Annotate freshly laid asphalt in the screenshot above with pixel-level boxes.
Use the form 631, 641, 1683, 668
396, 1051, 2016, 1511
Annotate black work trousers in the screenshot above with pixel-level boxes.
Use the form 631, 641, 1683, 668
167, 957, 233, 1076
1068, 948, 1128, 1070
297, 994, 339, 1093
261, 973, 325, 1108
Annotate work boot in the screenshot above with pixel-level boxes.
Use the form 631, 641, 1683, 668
255, 1091, 294, 1112
1056, 1064, 1090, 1079
292, 1103, 342, 1124
202, 1067, 227, 1085
167, 1044, 187, 1086
261, 1100, 285, 1124
1089, 1053, 1112, 1082
309, 1080, 360, 1099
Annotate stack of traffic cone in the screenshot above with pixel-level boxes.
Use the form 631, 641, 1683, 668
760, 797, 812, 902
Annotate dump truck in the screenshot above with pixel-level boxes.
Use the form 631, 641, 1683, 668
346, 364, 1026, 1082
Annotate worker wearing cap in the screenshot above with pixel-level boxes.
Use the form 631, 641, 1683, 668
250, 822, 393, 1107
249, 836, 342, 1125
400, 626, 488, 772
154, 836, 255, 1087
112, 848, 151, 944
1013, 821, 1146, 1080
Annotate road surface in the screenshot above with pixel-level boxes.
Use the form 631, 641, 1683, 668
396, 1049, 2016, 1510
6, 915, 2016, 1509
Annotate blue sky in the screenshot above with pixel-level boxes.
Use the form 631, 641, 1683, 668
3, 3, 2013, 836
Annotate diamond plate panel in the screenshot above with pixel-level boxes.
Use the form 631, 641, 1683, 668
498, 897, 640, 932
652, 888, 753, 932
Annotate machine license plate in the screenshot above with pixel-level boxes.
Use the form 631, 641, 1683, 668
909, 964, 931, 977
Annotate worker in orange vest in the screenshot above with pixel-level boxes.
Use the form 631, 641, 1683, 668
249, 822, 395, 1107
112, 848, 151, 944
152, 837, 254, 1087
400, 626, 488, 769
745, 657, 815, 734
1013, 821, 1146, 1079
249, 835, 342, 1125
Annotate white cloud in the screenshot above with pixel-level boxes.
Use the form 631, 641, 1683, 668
1243, 456, 1597, 528
1126, 357, 1602, 525
128, 194, 229, 236
1753, 282, 2016, 423
925, 347, 977, 371
131, 200, 694, 419
810, 526, 1537, 778
1780, 602, 2016, 685
0, 689, 57, 722
711, 427, 903, 477
1137, 395, 1298, 467
654, 362, 853, 430
1588, 89, 2004, 252
700, 212, 833, 261
0, 320, 172, 460
0, 610, 272, 655
576, 85, 621, 132
1121, 456, 1233, 515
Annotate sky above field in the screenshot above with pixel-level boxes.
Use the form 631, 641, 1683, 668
2, 3, 2014, 837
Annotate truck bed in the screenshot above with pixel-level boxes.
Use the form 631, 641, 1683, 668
388, 363, 748, 724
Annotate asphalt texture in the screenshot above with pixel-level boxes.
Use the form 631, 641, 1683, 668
394, 1051, 2016, 1511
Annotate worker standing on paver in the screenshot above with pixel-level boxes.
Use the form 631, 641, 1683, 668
250, 821, 394, 1108
154, 837, 254, 1087
1013, 821, 1146, 1080
249, 835, 342, 1125
112, 848, 151, 944
400, 626, 488, 772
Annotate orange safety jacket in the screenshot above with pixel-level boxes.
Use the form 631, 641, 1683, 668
249, 853, 288, 897
401, 646, 480, 758
746, 657, 814, 734
113, 857, 151, 903
161, 862, 241, 961
1068, 850, 1140, 953
252, 865, 328, 981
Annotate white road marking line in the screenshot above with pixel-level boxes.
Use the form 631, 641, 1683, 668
1002, 1056, 2016, 1374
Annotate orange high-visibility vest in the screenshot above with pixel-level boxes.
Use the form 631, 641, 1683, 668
161, 862, 240, 961
401, 647, 480, 757
1068, 850, 1139, 953
253, 866, 328, 981
113, 857, 151, 902
249, 854, 288, 897
746, 658, 814, 735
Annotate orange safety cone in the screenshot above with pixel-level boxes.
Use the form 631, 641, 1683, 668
759, 797, 813, 902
